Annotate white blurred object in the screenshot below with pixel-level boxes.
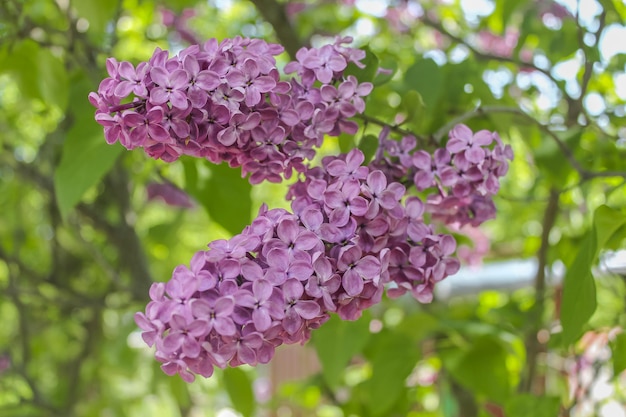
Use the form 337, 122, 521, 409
600, 250, 626, 276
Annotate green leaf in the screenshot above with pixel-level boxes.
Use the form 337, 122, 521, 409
505, 394, 560, 417
533, 129, 580, 185
400, 90, 425, 124
338, 132, 357, 154
54, 73, 122, 219
0, 40, 69, 111
343, 46, 379, 83
598, 0, 626, 24
372, 58, 397, 86
311, 311, 371, 388
611, 333, 626, 376
205, 164, 252, 235
443, 335, 511, 401
403, 59, 443, 108
593, 205, 626, 248
37, 48, 69, 111
561, 205, 626, 344
185, 162, 252, 236
167, 375, 191, 409
222, 367, 255, 417
560, 233, 596, 344
357, 134, 378, 163
54, 135, 122, 219
72, 0, 118, 36
360, 329, 419, 416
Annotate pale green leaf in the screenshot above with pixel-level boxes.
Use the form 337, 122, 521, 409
360, 329, 419, 416
311, 311, 371, 388
222, 368, 255, 417
505, 394, 560, 417
561, 205, 626, 344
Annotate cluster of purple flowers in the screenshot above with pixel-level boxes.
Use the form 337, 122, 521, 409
89, 36, 372, 184
134, 207, 328, 382
89, 32, 514, 383
373, 124, 513, 227
135, 149, 462, 382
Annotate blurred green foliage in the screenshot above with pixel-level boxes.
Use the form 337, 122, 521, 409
1, 0, 626, 416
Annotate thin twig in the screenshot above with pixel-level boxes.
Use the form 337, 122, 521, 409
420, 16, 560, 86
520, 188, 560, 393
355, 113, 432, 144
6, 270, 61, 414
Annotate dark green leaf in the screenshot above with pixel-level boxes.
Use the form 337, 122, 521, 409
54, 73, 122, 219
561, 205, 626, 344
533, 129, 580, 186
54, 134, 122, 219
444, 335, 511, 401
185, 162, 252, 236
372, 58, 397, 86
168, 375, 191, 409
593, 205, 626, 248
505, 394, 560, 417
400, 90, 425, 124
311, 311, 371, 388
222, 367, 255, 417
357, 134, 378, 163
360, 329, 419, 416
403, 59, 443, 108
72, 0, 118, 36
611, 333, 626, 376
0, 40, 69, 110
344, 46, 378, 83
343, 46, 379, 83
338, 132, 357, 154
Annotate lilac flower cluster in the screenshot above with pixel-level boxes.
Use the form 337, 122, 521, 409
134, 207, 328, 382
287, 149, 460, 307
373, 124, 513, 227
135, 149, 461, 382
89, 37, 373, 184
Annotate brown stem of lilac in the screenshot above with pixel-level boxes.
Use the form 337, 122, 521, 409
61, 308, 103, 416
247, 0, 304, 58
108, 100, 145, 113
520, 188, 560, 394
356, 113, 434, 145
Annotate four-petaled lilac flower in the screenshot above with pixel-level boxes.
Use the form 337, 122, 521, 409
303, 44, 347, 84
123, 106, 170, 146
236, 280, 284, 331
190, 296, 237, 336
150, 67, 190, 109
306, 256, 341, 311
446, 123, 494, 164
217, 112, 261, 146
115, 61, 149, 98
282, 279, 322, 335
324, 179, 369, 226
161, 313, 208, 358
226, 59, 277, 107
337, 245, 381, 297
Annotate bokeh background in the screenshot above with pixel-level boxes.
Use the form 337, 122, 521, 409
1, 0, 626, 416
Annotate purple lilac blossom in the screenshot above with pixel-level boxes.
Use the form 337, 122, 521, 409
90, 36, 373, 184
372, 123, 513, 228
135, 149, 462, 382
